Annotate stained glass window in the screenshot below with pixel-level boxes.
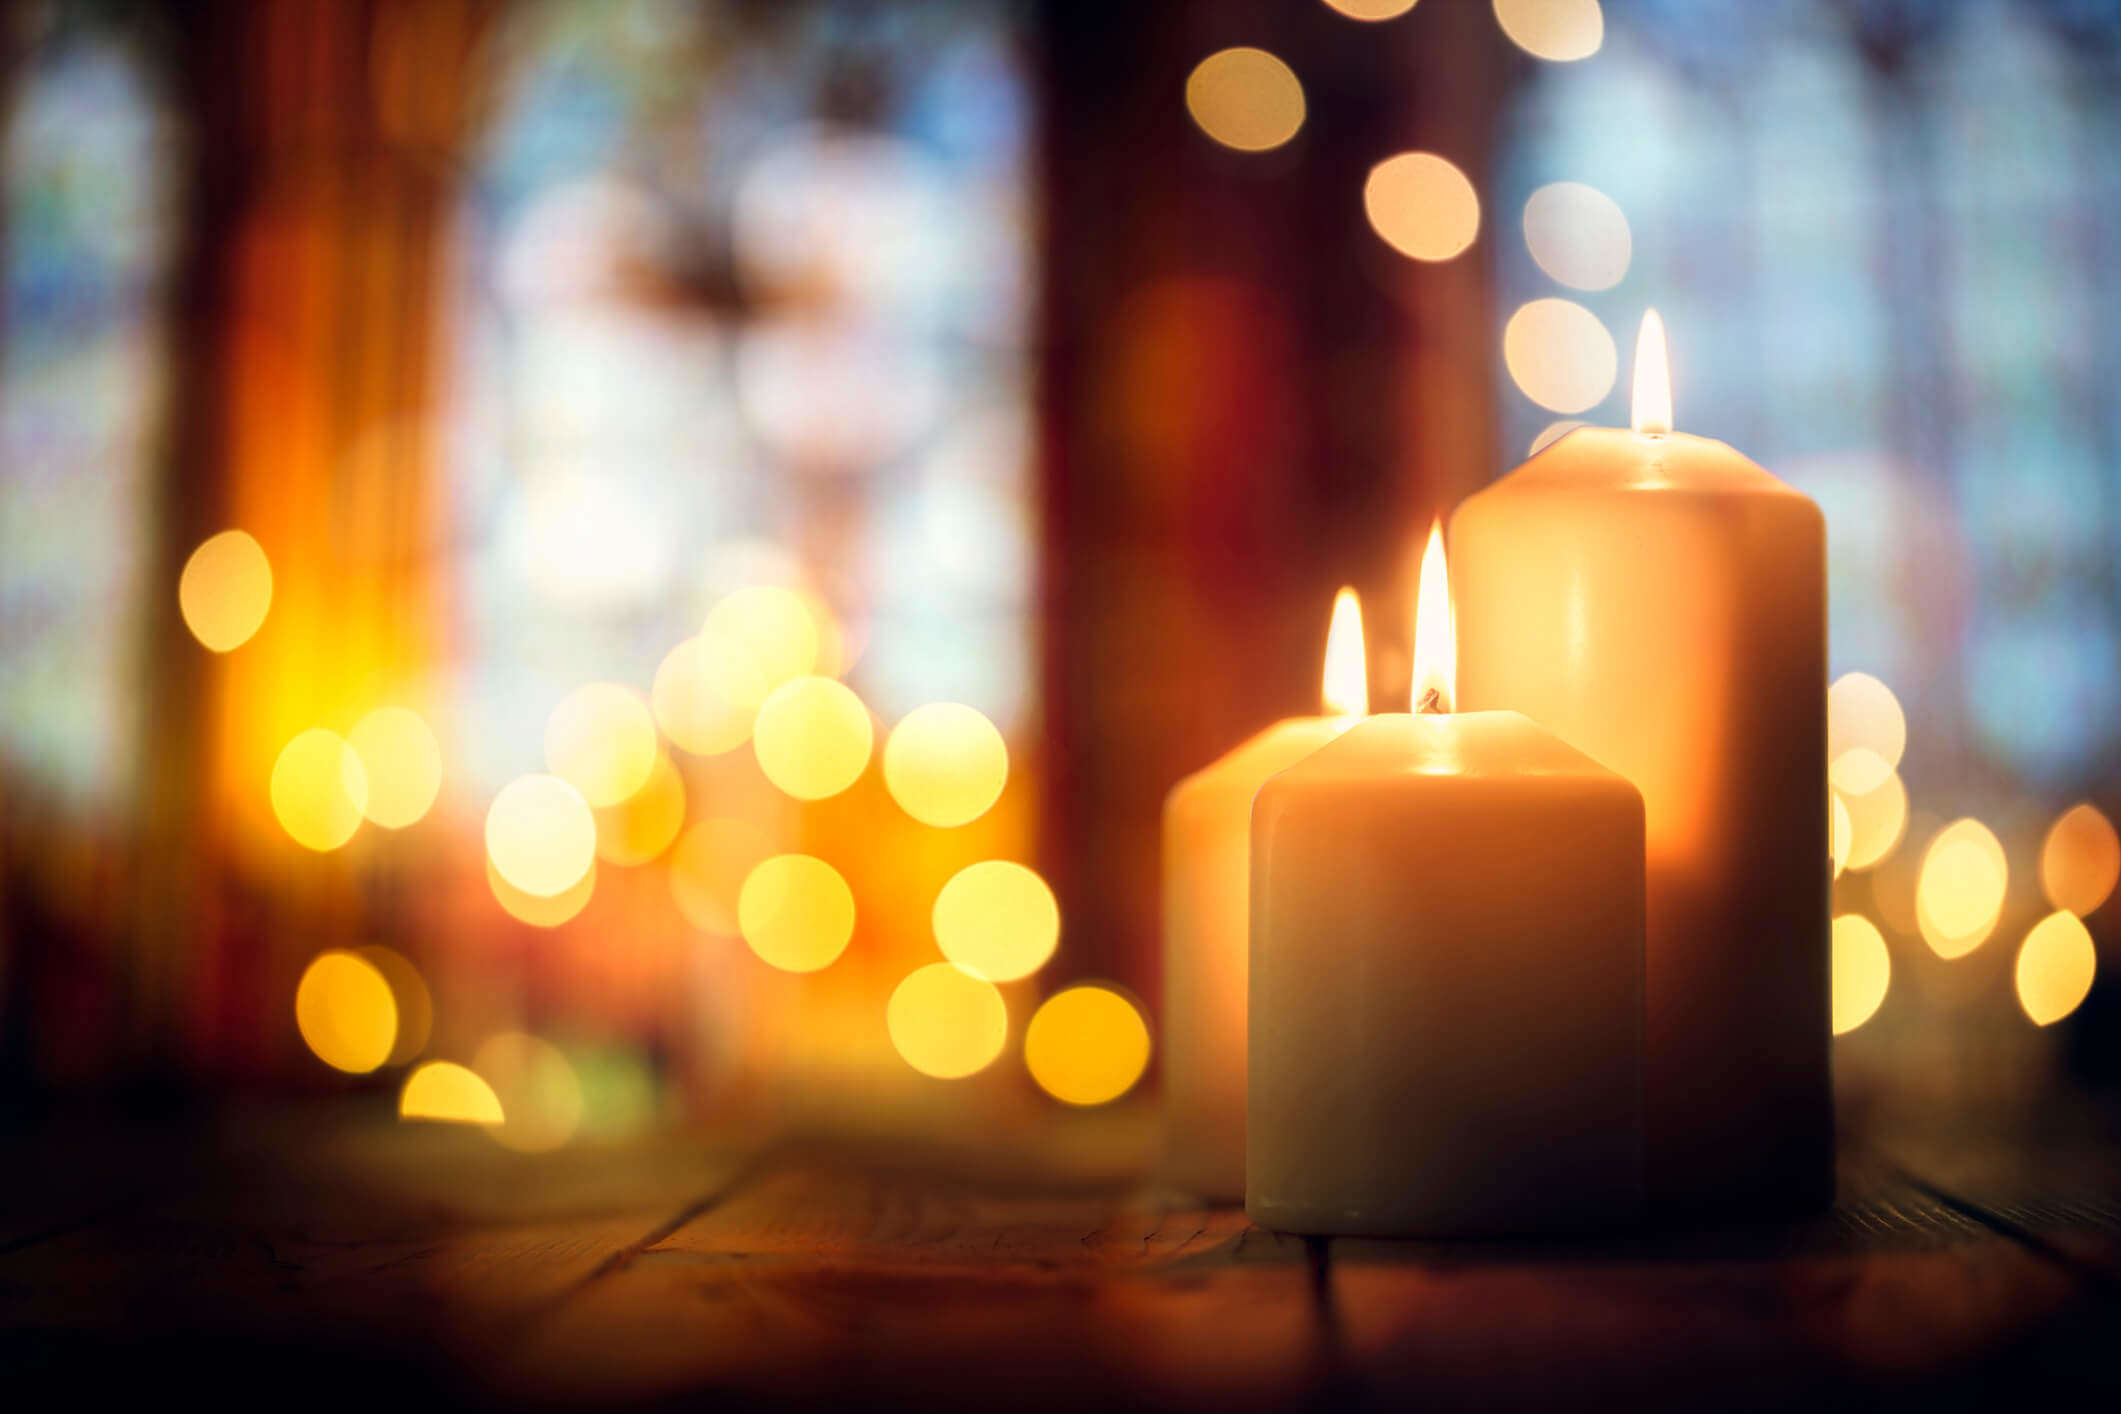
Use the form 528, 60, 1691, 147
448, 0, 1035, 798
0, 7, 179, 807
1495, 0, 2121, 791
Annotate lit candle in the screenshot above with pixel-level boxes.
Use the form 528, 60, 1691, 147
1162, 591, 1367, 1201
1247, 528, 1646, 1236
1450, 312, 1831, 1216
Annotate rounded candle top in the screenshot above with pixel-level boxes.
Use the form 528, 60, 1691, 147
1496, 310, 1803, 499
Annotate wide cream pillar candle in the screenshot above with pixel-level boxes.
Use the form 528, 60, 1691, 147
1247, 528, 1646, 1237
1450, 312, 1830, 1215
1162, 591, 1367, 1201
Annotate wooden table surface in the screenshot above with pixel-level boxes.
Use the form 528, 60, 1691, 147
2, 1100, 2116, 1410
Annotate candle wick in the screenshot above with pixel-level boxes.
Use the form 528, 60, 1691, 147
1416, 687, 1448, 715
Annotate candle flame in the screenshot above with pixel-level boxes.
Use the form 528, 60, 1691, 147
1321, 587, 1368, 717
1411, 520, 1453, 714
1631, 308, 1672, 437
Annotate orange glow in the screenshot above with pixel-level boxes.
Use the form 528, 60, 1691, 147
178, 529, 273, 652
295, 951, 397, 1074
356, 945, 433, 1067
1631, 309, 1671, 437
2015, 911, 2096, 1026
1411, 521, 1454, 714
1321, 588, 1368, 717
1024, 985, 1152, 1106
1184, 48, 1305, 153
2041, 803, 2119, 917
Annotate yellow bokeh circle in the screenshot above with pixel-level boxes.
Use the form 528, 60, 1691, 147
1503, 298, 1616, 414
1829, 915, 1890, 1036
883, 703, 1009, 828
295, 950, 398, 1074
1184, 47, 1305, 153
271, 728, 369, 852
488, 856, 596, 928
704, 585, 838, 690
738, 853, 856, 973
1493, 0, 1604, 63
653, 631, 771, 757
933, 860, 1059, 983
400, 1061, 505, 1125
2015, 911, 2096, 1027
1916, 818, 2007, 959
887, 963, 1008, 1080
1364, 152, 1480, 263
594, 752, 687, 867
178, 528, 273, 652
753, 676, 874, 801
486, 773, 597, 898
348, 706, 442, 829
1024, 985, 1152, 1106
545, 682, 659, 808
1837, 764, 1908, 873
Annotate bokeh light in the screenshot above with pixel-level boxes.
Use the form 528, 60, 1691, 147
704, 585, 839, 691
1917, 818, 2008, 958
347, 706, 441, 829
594, 751, 686, 867
887, 963, 1008, 1080
1503, 298, 1616, 413
1184, 48, 1305, 153
2040, 803, 2118, 917
1830, 915, 1890, 1036
486, 773, 597, 897
652, 631, 772, 757
400, 1062, 504, 1125
1827, 673, 1906, 793
1522, 182, 1629, 290
178, 528, 272, 652
544, 682, 658, 808
1323, 0, 1417, 18
271, 728, 369, 852
1364, 152, 1480, 263
738, 853, 856, 972
883, 703, 1008, 828
933, 860, 1059, 983
1831, 793, 1852, 879
753, 676, 874, 800
1024, 985, 1151, 1106
669, 817, 772, 935
1838, 766, 1908, 872
1493, 0, 1604, 62
295, 951, 398, 1074
488, 856, 595, 928
356, 945, 432, 1067
474, 1032, 584, 1153
1529, 420, 1586, 456
2015, 911, 2097, 1027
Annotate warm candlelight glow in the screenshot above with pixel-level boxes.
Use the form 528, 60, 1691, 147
1411, 521, 1454, 714
1632, 308, 1672, 437
1322, 587, 1368, 717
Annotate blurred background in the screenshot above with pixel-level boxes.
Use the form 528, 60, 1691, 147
0, 0, 2116, 1150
